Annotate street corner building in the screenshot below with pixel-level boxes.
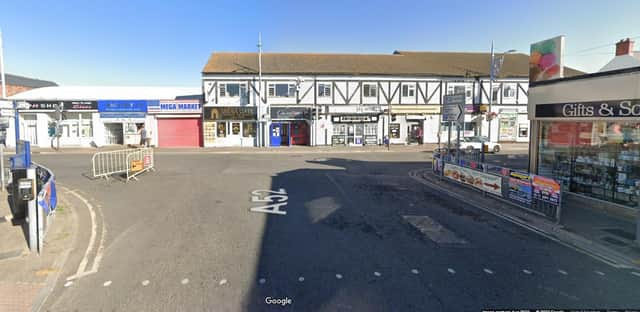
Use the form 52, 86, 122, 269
200, 50, 584, 148
528, 38, 640, 214
7, 86, 202, 148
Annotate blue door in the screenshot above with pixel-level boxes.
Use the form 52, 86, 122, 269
270, 123, 282, 146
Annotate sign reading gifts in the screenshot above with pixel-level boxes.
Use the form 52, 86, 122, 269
443, 163, 502, 196
147, 100, 201, 114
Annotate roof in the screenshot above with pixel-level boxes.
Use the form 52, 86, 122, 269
202, 51, 585, 78
8, 86, 201, 101
0, 73, 57, 88
599, 53, 640, 72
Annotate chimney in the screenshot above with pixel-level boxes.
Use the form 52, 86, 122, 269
616, 38, 634, 56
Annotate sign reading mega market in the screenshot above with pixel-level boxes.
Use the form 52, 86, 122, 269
27, 101, 98, 110
148, 100, 201, 114
535, 99, 640, 118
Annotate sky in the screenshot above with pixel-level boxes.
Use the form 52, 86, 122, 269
1, 0, 639, 87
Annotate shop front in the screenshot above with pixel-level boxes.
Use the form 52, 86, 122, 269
390, 105, 441, 144
23, 100, 98, 147
148, 100, 202, 147
269, 107, 310, 146
203, 106, 257, 147
328, 105, 382, 146
98, 100, 152, 146
529, 68, 640, 210
497, 108, 530, 143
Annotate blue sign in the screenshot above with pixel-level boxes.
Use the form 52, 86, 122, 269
10, 140, 31, 169
98, 100, 155, 113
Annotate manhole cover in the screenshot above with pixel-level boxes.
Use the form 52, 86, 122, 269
601, 228, 635, 241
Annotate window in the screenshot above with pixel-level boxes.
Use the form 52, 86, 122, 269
219, 83, 247, 97
492, 88, 500, 103
402, 84, 415, 97
363, 84, 377, 97
518, 124, 528, 137
318, 83, 331, 97
217, 122, 227, 137
333, 124, 346, 135
231, 122, 240, 135
268, 83, 296, 97
243, 122, 256, 137
503, 85, 516, 98
203, 121, 216, 144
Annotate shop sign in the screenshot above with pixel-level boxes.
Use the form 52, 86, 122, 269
531, 175, 561, 205
98, 100, 152, 113
204, 107, 257, 121
508, 171, 532, 204
99, 112, 146, 122
147, 100, 201, 114
329, 105, 381, 114
271, 107, 310, 119
332, 115, 378, 123
536, 99, 640, 118
26, 101, 98, 110
443, 163, 502, 196
391, 105, 441, 115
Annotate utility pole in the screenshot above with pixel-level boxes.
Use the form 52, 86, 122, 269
487, 40, 495, 142
0, 28, 6, 191
257, 33, 263, 148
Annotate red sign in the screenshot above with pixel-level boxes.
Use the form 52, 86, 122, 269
143, 155, 151, 167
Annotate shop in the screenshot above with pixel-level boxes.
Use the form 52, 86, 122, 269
328, 105, 383, 146
497, 108, 530, 142
21, 101, 98, 147
269, 107, 310, 146
148, 100, 202, 147
389, 105, 441, 144
203, 106, 257, 147
529, 67, 640, 210
97, 100, 153, 146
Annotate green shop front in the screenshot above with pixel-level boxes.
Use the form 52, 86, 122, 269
529, 67, 640, 211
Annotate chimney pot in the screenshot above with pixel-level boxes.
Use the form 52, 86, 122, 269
616, 38, 634, 56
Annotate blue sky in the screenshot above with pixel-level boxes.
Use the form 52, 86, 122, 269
1, 0, 639, 86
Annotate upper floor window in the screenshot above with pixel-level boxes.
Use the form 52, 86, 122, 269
219, 83, 247, 98
318, 83, 331, 97
363, 83, 377, 97
402, 84, 415, 97
503, 85, 516, 98
268, 83, 296, 97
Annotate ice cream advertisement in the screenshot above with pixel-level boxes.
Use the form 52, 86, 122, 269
529, 36, 565, 82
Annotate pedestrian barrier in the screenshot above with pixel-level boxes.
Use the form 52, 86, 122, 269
32, 162, 57, 253
92, 148, 155, 181
126, 148, 155, 181
432, 153, 563, 223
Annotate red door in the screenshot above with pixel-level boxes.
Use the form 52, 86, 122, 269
157, 118, 202, 147
290, 121, 309, 145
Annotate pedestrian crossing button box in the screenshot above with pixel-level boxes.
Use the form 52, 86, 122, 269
18, 178, 35, 201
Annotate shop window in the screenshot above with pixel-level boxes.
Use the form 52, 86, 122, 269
231, 122, 241, 135
364, 124, 377, 136
220, 83, 247, 98
217, 122, 227, 137
402, 84, 415, 97
243, 122, 256, 137
203, 121, 216, 143
81, 120, 92, 137
269, 83, 295, 97
363, 84, 377, 97
518, 124, 528, 138
318, 84, 331, 97
390, 123, 401, 138
333, 124, 346, 135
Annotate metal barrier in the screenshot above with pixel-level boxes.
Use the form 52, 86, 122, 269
125, 148, 155, 181
433, 156, 563, 223
92, 148, 154, 180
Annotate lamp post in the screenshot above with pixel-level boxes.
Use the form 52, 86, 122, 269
257, 33, 263, 147
486, 41, 516, 142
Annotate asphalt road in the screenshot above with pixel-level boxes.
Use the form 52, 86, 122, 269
32, 149, 640, 311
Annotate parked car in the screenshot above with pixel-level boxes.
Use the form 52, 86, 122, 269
458, 136, 501, 153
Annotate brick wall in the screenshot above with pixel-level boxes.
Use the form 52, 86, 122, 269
0, 84, 34, 97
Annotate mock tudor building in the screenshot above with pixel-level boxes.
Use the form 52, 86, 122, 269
201, 51, 583, 147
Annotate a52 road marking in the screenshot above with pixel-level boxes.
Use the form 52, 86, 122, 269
250, 189, 288, 215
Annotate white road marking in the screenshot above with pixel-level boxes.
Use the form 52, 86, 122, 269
65, 189, 107, 281
63, 281, 73, 288
558, 269, 568, 275
631, 271, 640, 278
335, 274, 343, 279
411, 269, 419, 274
181, 278, 189, 285
447, 268, 456, 274
374, 271, 381, 277
483, 268, 494, 275
219, 279, 227, 285
595, 271, 605, 276
298, 276, 305, 282
103, 281, 112, 287
523, 269, 533, 275
142, 280, 150, 286
258, 278, 266, 284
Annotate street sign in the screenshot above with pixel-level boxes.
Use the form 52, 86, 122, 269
442, 94, 465, 123
0, 100, 13, 109
0, 109, 14, 117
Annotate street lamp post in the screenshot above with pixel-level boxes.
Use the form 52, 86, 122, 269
486, 41, 516, 142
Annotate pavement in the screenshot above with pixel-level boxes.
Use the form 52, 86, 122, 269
0, 186, 77, 312
13, 148, 639, 311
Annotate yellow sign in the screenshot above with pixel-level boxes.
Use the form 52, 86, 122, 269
131, 160, 143, 172
479, 105, 489, 113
